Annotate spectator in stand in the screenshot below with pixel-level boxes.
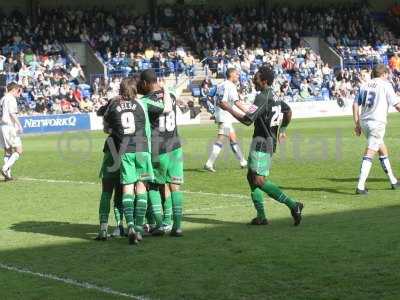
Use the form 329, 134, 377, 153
70, 63, 85, 85
61, 97, 73, 114
389, 53, 400, 75
199, 79, 215, 115
73, 86, 83, 104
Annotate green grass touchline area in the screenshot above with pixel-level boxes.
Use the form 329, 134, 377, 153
1, 115, 400, 300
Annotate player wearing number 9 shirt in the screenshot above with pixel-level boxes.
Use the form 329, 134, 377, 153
103, 77, 171, 244
139, 70, 184, 237
353, 64, 400, 195
219, 66, 304, 226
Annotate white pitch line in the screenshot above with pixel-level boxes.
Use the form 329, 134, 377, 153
19, 177, 249, 200
20, 177, 97, 186
184, 203, 251, 213
0, 263, 148, 300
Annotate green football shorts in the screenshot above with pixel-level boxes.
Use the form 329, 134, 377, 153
248, 150, 272, 177
152, 147, 184, 184
120, 152, 154, 185
99, 151, 119, 180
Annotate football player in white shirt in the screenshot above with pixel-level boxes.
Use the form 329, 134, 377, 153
353, 64, 400, 194
204, 68, 248, 172
0, 82, 23, 181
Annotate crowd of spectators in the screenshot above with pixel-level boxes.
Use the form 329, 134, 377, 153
0, 48, 99, 115
164, 3, 400, 105
2, 3, 400, 117
99, 47, 195, 78
171, 4, 377, 58
0, 7, 196, 115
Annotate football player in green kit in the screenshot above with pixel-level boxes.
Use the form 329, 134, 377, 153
139, 70, 184, 237
219, 66, 304, 226
103, 77, 172, 244
95, 100, 125, 241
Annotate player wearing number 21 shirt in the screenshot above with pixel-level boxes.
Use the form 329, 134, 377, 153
219, 66, 304, 227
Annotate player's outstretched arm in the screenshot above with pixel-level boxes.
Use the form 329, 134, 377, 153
234, 100, 249, 113
219, 101, 252, 126
162, 90, 173, 113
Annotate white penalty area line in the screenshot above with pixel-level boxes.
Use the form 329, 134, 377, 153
0, 263, 148, 300
19, 177, 249, 200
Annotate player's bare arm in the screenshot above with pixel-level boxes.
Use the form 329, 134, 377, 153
352, 102, 361, 136
10, 113, 23, 134
233, 100, 248, 113
219, 101, 251, 126
278, 109, 292, 143
162, 90, 173, 113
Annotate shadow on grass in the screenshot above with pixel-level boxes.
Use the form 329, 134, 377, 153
322, 177, 388, 183
183, 168, 208, 173
183, 216, 240, 226
279, 185, 354, 195
9, 221, 99, 240
5, 205, 400, 300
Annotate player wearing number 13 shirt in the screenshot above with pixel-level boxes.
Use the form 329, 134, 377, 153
353, 64, 400, 195
139, 69, 184, 237
219, 66, 304, 227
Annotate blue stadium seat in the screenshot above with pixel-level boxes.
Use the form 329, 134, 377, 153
191, 85, 201, 97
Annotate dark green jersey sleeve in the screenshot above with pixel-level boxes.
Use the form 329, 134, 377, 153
280, 100, 291, 114
142, 97, 165, 114
244, 90, 271, 124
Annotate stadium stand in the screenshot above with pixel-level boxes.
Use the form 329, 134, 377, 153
1, 3, 400, 116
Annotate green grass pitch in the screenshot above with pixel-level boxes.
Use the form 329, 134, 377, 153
1, 115, 400, 300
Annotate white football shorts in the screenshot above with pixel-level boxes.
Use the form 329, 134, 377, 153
217, 122, 235, 136
0, 125, 22, 149
361, 120, 386, 152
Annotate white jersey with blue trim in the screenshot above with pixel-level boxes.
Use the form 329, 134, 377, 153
214, 80, 239, 124
355, 78, 399, 124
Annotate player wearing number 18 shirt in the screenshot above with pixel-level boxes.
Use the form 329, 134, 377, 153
103, 77, 170, 244
353, 64, 400, 195
219, 66, 304, 226
139, 70, 184, 237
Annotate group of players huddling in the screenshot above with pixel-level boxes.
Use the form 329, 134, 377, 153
96, 69, 184, 244
2, 64, 400, 243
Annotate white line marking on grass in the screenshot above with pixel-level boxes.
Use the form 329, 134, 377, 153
184, 203, 251, 213
0, 263, 148, 300
181, 190, 247, 199
20, 177, 97, 185
19, 177, 249, 200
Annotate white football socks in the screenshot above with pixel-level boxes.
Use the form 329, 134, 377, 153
357, 156, 373, 190
379, 156, 398, 185
206, 142, 223, 167
2, 153, 19, 173
230, 142, 246, 165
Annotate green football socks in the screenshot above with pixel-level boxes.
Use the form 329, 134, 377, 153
171, 191, 183, 230
148, 189, 163, 227
261, 180, 296, 209
113, 191, 123, 226
122, 194, 135, 228
146, 202, 156, 226
134, 193, 148, 232
251, 188, 266, 220
99, 192, 112, 225
163, 194, 173, 226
